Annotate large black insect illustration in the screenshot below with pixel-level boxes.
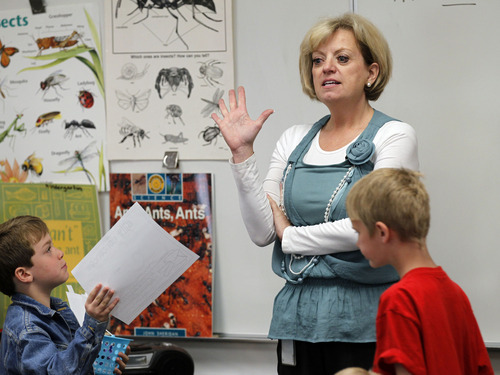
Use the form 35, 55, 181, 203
118, 118, 149, 147
116, 0, 222, 49
155, 67, 193, 98
199, 124, 221, 146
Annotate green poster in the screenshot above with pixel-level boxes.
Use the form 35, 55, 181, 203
0, 183, 101, 327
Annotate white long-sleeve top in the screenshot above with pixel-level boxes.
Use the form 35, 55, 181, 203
230, 118, 419, 256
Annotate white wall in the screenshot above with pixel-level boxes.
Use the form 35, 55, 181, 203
5, 0, 500, 373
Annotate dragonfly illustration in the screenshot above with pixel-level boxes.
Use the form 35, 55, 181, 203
57, 141, 98, 184
200, 88, 224, 118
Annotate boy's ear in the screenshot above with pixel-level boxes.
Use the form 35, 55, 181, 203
14, 267, 33, 284
375, 221, 390, 243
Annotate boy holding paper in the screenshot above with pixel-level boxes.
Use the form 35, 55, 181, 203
0, 215, 129, 374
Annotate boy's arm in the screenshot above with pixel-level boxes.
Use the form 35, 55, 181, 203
18, 313, 108, 374
18, 285, 119, 374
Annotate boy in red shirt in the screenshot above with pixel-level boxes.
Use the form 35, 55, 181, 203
345, 168, 493, 375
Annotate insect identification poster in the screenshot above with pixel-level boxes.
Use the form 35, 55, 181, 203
109, 172, 213, 337
104, 0, 233, 160
0, 3, 109, 191
0, 182, 101, 328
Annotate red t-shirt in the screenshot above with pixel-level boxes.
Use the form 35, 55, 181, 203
373, 267, 493, 375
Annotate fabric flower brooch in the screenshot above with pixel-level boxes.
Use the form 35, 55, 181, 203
346, 139, 375, 165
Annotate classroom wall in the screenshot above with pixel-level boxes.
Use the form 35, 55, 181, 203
3, 0, 500, 373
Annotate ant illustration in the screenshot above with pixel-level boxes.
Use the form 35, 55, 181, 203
116, 0, 222, 49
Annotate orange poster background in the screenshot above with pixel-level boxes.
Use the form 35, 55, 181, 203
108, 173, 213, 337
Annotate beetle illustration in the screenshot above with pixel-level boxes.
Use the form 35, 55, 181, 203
199, 124, 221, 146
78, 90, 94, 109
199, 59, 223, 86
155, 67, 193, 98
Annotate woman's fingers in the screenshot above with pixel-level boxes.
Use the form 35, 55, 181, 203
237, 86, 246, 109
228, 88, 237, 110
218, 96, 229, 116
257, 109, 275, 126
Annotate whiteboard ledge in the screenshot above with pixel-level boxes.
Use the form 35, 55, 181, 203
120, 333, 274, 344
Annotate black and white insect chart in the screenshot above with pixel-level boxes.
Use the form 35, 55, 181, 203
104, 0, 233, 160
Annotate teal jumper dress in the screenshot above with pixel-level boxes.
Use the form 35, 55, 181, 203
269, 110, 400, 343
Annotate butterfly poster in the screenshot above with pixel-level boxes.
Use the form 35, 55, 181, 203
104, 0, 234, 160
0, 3, 109, 191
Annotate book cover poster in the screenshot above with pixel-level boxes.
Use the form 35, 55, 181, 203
0, 182, 101, 327
109, 172, 213, 337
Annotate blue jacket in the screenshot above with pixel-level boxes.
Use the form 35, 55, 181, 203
0, 293, 107, 374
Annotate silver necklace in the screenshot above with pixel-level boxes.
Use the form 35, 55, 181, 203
281, 164, 355, 275
323, 166, 355, 222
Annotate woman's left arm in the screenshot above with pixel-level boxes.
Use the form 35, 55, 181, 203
277, 121, 419, 255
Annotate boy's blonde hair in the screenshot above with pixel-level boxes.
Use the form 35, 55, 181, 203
334, 367, 380, 375
0, 216, 49, 296
299, 13, 392, 102
346, 168, 430, 245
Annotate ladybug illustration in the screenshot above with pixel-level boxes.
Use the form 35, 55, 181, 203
78, 90, 94, 109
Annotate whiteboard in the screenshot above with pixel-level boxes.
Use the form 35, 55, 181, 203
356, 0, 500, 346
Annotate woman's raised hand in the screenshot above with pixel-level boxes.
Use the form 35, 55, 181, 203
211, 86, 273, 163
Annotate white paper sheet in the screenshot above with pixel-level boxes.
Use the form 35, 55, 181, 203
66, 285, 87, 327
71, 202, 199, 325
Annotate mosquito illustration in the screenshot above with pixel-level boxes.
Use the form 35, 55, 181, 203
0, 76, 15, 111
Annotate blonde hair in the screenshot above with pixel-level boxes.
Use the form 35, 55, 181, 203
346, 168, 430, 245
299, 13, 392, 102
334, 367, 381, 375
